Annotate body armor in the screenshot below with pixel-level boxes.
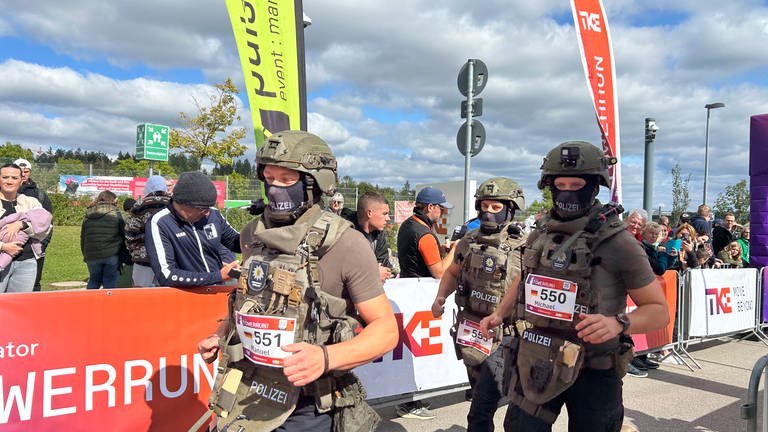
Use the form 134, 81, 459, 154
453, 224, 526, 366
209, 206, 377, 431
508, 202, 630, 412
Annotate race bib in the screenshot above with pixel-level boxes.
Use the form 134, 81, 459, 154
524, 274, 578, 322
456, 318, 493, 356
236, 312, 296, 367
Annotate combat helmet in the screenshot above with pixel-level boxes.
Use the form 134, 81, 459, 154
537, 140, 616, 189
474, 177, 525, 211
256, 130, 338, 196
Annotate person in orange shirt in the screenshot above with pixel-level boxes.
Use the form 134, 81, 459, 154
397, 186, 456, 279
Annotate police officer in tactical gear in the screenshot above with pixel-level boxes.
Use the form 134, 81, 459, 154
431, 176, 527, 431
197, 130, 398, 431
480, 141, 669, 432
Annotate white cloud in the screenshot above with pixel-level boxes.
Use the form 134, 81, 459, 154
0, 0, 766, 214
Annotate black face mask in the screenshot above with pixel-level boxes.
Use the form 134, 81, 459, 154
550, 177, 599, 220
479, 203, 512, 234
264, 180, 307, 225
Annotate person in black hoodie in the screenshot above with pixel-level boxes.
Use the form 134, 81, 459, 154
14, 158, 53, 291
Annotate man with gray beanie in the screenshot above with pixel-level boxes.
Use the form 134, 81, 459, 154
145, 171, 241, 287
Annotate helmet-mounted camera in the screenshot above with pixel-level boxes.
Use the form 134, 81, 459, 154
560, 146, 580, 168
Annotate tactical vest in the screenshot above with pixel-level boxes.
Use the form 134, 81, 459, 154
209, 206, 378, 432
452, 224, 526, 366
509, 203, 630, 411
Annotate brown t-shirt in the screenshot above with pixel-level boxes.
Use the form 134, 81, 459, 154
317, 228, 384, 306
591, 229, 657, 315
239, 218, 383, 309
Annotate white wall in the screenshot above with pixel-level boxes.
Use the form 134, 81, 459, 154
415, 180, 477, 239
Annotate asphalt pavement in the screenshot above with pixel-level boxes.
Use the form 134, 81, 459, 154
373, 335, 768, 431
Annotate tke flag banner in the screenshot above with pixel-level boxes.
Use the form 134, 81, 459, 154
571, 0, 622, 204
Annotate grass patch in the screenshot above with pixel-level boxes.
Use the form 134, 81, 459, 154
42, 225, 89, 291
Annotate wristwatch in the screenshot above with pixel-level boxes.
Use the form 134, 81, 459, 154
615, 312, 630, 333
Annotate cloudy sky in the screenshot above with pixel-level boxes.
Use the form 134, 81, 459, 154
0, 0, 766, 215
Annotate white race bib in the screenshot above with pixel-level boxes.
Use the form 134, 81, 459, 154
524, 274, 578, 322
456, 318, 493, 356
235, 312, 296, 367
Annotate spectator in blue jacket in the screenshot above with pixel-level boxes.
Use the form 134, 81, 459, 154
145, 172, 241, 287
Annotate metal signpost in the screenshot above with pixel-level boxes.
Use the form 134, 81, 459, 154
457, 59, 487, 221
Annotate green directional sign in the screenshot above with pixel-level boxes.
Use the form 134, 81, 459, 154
136, 123, 170, 161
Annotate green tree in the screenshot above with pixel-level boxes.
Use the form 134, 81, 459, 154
713, 179, 750, 224
55, 158, 88, 175
168, 154, 201, 174
671, 162, 692, 224
113, 158, 176, 177
0, 142, 34, 162
526, 188, 552, 216
170, 78, 247, 170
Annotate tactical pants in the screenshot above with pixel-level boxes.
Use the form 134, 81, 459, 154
272, 395, 332, 432
503, 368, 623, 432
466, 337, 510, 432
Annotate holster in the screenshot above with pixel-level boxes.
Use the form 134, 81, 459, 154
330, 372, 380, 432
613, 333, 635, 379
516, 329, 584, 405
500, 334, 520, 398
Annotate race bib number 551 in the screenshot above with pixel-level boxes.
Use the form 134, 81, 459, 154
235, 312, 296, 367
524, 274, 578, 321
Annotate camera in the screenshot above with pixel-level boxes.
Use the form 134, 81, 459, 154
248, 199, 266, 216
681, 232, 691, 242
450, 225, 467, 241
560, 146, 580, 168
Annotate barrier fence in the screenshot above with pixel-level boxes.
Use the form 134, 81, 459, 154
1, 268, 767, 430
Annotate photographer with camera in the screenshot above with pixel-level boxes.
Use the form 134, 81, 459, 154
670, 223, 702, 271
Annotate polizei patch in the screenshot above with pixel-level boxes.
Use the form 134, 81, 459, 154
249, 379, 289, 406
247, 260, 269, 293
470, 289, 499, 305
551, 249, 572, 270
522, 330, 552, 347
483, 255, 497, 273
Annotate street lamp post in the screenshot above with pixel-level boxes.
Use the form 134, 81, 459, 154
703, 102, 725, 205
643, 118, 659, 216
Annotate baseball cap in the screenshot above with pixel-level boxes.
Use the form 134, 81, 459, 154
679, 212, 691, 223
13, 158, 31, 169
331, 192, 344, 203
416, 186, 454, 209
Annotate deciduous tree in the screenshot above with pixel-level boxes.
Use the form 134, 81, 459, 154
713, 179, 750, 224
671, 162, 692, 224
170, 78, 247, 170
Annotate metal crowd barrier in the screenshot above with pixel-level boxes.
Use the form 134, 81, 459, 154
657, 267, 768, 372
741, 354, 768, 432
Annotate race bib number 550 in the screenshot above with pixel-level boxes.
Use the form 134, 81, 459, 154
524, 274, 578, 321
235, 312, 296, 367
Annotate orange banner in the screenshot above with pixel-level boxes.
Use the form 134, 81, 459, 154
571, 0, 622, 204
0, 287, 230, 431
629, 270, 678, 352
